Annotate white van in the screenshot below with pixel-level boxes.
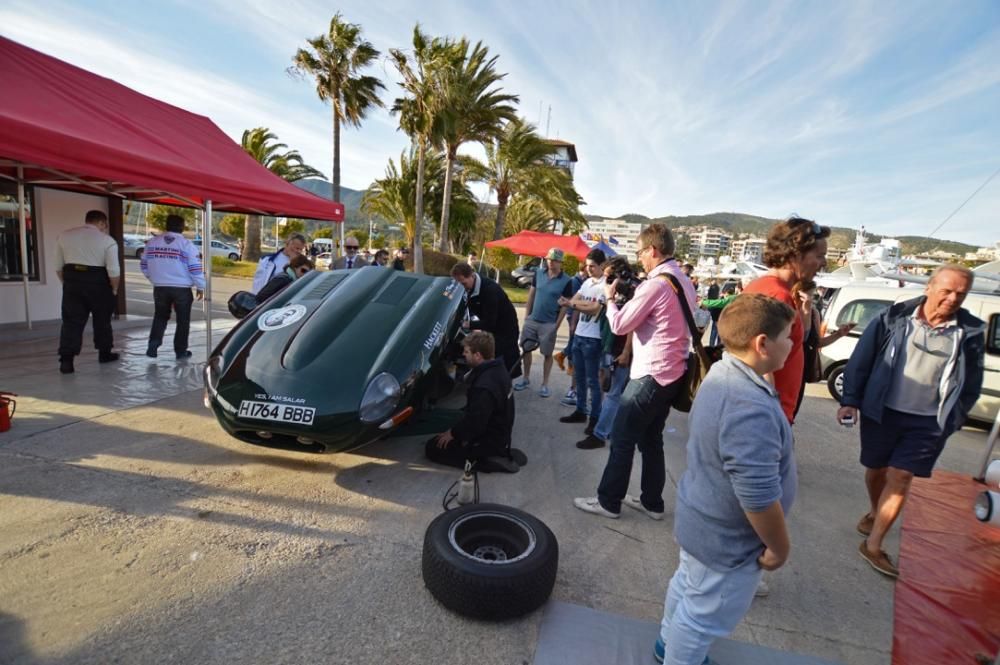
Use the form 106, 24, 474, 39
312, 238, 334, 252
819, 282, 1000, 426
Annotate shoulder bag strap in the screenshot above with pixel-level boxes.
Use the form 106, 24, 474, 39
657, 273, 711, 360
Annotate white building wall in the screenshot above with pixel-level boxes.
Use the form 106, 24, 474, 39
0, 188, 108, 325
586, 218, 642, 258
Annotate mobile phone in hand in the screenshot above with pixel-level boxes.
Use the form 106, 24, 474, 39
840, 415, 855, 428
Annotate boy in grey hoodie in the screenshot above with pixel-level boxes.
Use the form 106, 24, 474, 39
656, 294, 798, 665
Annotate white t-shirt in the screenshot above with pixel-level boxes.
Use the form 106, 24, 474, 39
574, 277, 607, 339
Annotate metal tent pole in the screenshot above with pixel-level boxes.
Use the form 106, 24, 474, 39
16, 166, 31, 329
203, 200, 213, 356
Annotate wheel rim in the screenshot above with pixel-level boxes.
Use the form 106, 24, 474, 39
834, 372, 844, 399
448, 511, 537, 565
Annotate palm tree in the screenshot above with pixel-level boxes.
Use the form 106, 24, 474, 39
432, 39, 518, 253
389, 26, 444, 274
240, 127, 324, 262
502, 167, 587, 236
291, 13, 385, 206
465, 118, 565, 240
361, 148, 476, 249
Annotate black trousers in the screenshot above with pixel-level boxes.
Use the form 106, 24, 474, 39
149, 286, 195, 354
424, 435, 504, 470
59, 273, 114, 358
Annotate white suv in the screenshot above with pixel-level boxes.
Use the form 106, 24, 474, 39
819, 282, 1000, 427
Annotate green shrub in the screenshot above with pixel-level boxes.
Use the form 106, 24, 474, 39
210, 256, 257, 279
486, 247, 518, 273
414, 248, 463, 276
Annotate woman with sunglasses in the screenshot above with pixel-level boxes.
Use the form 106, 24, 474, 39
743, 217, 831, 426
256, 254, 315, 302
392, 247, 410, 271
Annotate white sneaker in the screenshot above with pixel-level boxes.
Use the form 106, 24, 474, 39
623, 494, 664, 521
754, 576, 770, 598
573, 497, 619, 519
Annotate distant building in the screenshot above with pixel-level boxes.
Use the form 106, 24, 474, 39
543, 139, 577, 178
586, 218, 642, 258
687, 227, 732, 258
826, 246, 848, 263
543, 139, 577, 234
730, 236, 766, 263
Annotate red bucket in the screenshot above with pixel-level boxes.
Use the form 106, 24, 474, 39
0, 392, 16, 432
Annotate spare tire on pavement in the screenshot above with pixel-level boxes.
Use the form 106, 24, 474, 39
422, 503, 558, 620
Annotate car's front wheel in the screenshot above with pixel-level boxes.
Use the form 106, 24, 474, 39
228, 253, 239, 261
135, 248, 143, 259
827, 364, 845, 402
422, 503, 558, 620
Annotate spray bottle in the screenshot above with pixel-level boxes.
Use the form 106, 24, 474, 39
457, 461, 476, 505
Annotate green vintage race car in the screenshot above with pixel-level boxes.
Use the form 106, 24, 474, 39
204, 267, 467, 453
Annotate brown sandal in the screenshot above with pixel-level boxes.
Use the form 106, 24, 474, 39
858, 540, 899, 578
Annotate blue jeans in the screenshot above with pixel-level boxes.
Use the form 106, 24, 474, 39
572, 336, 603, 417
659, 549, 762, 665
594, 364, 629, 440
596, 374, 682, 513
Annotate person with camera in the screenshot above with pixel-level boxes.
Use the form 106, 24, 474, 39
574, 224, 698, 520
575, 256, 634, 450
557, 248, 607, 434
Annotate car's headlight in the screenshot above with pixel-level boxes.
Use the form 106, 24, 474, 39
359, 372, 401, 424
205, 355, 223, 395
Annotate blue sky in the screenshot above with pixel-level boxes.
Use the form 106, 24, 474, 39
2, 0, 999, 246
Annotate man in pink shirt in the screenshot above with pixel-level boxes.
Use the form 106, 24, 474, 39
574, 224, 698, 519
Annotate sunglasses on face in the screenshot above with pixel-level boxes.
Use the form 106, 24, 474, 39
345, 245, 359, 251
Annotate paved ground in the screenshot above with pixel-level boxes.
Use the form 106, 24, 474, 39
0, 276, 993, 664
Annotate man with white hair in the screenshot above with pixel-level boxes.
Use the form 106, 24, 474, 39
251, 232, 307, 294
838, 264, 985, 578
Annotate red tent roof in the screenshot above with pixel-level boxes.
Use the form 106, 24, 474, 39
485, 230, 592, 260
0, 36, 343, 221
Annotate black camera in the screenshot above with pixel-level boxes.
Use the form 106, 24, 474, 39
607, 263, 642, 305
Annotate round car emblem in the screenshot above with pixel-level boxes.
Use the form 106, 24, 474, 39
257, 304, 307, 331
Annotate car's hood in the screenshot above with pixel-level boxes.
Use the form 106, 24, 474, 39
212, 267, 464, 420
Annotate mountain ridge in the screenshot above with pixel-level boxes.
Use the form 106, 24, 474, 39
292, 179, 979, 256
586, 211, 979, 255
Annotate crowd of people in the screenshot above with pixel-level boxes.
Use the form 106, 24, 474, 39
54, 211, 986, 665
428, 219, 986, 665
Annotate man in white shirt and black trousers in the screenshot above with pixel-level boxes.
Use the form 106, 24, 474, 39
141, 214, 205, 360
55, 209, 121, 374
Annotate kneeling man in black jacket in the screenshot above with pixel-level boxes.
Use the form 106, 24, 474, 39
426, 331, 516, 470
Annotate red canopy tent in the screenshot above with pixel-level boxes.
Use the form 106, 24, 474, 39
0, 36, 344, 221
485, 230, 592, 260
0, 36, 344, 350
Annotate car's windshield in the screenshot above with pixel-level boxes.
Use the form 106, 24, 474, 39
836, 298, 892, 334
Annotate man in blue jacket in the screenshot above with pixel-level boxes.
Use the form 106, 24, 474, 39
838, 265, 985, 578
